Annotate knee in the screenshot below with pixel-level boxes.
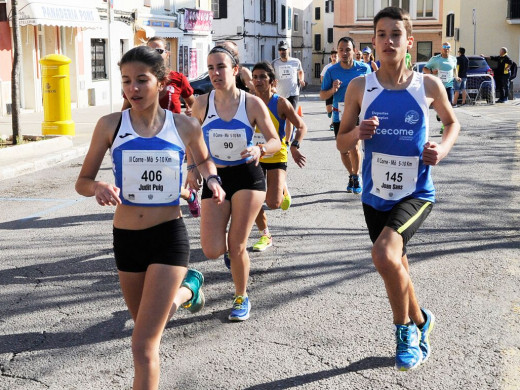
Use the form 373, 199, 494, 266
132, 339, 159, 368
202, 246, 224, 260
371, 244, 400, 275
228, 242, 247, 260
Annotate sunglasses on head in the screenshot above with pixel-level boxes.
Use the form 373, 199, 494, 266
155, 48, 166, 54
442, 45, 451, 49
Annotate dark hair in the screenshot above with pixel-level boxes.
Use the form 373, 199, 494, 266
337, 37, 356, 49
373, 7, 412, 37
119, 46, 167, 82
331, 50, 338, 55
209, 44, 239, 66
459, 47, 466, 55
252, 61, 276, 83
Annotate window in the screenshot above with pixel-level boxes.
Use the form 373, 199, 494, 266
281, 5, 286, 29
315, 63, 321, 79
315, 7, 320, 20
212, 0, 227, 19
0, 3, 6, 22
164, 0, 170, 10
508, 0, 520, 19
91, 39, 107, 80
325, 1, 334, 13
272, 45, 276, 60
288, 7, 292, 30
381, 0, 409, 12
271, 0, 276, 23
446, 13, 454, 37
327, 28, 333, 43
260, 0, 266, 22
417, 0, 433, 18
417, 41, 432, 62
357, 0, 374, 19
314, 34, 321, 51
294, 13, 299, 32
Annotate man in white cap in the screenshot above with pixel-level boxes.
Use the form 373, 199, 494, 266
271, 41, 306, 113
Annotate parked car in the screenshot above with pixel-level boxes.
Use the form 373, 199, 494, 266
464, 56, 495, 104
412, 61, 427, 73
189, 63, 256, 96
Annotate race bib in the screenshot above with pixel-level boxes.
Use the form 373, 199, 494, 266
278, 65, 294, 80
370, 152, 419, 201
208, 128, 248, 161
253, 130, 266, 146
122, 150, 180, 204
337, 102, 345, 118
438, 70, 452, 83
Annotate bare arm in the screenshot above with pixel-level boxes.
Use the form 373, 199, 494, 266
279, 97, 307, 168
298, 69, 306, 87
423, 75, 460, 165
241, 67, 255, 92
76, 113, 122, 206
175, 114, 225, 204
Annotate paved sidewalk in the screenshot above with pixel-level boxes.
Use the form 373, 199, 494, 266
0, 103, 122, 181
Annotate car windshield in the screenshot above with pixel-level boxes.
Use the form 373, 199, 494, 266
469, 58, 487, 68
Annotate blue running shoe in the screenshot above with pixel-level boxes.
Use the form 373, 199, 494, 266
224, 252, 231, 270
419, 308, 435, 363
228, 295, 251, 321
181, 269, 205, 313
395, 323, 422, 371
346, 175, 354, 193
352, 175, 362, 195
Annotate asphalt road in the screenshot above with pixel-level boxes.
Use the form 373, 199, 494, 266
0, 93, 519, 389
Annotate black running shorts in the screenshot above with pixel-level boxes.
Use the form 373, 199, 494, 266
363, 198, 433, 255
113, 218, 190, 272
201, 163, 266, 201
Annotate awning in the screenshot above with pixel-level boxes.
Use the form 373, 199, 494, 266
137, 24, 184, 39
8, 0, 102, 29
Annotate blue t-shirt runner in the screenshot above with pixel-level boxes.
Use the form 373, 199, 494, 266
321, 61, 371, 123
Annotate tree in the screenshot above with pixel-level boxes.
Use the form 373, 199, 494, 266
11, 0, 22, 145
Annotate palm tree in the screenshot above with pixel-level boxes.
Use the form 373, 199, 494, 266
11, 0, 22, 145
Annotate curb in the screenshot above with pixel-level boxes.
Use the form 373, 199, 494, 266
0, 138, 88, 181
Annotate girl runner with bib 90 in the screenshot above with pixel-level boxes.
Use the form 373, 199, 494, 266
250, 61, 307, 252
191, 45, 281, 321
75, 46, 225, 390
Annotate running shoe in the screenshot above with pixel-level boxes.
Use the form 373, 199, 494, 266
418, 308, 435, 363
253, 234, 272, 252
228, 295, 251, 321
329, 123, 334, 131
224, 251, 231, 270
394, 323, 423, 371
187, 188, 201, 218
352, 175, 362, 195
181, 269, 205, 313
346, 175, 354, 193
281, 191, 291, 211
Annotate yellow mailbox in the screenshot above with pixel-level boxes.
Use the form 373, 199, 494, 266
40, 54, 75, 136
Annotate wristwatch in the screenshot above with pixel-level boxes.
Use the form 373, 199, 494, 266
290, 140, 300, 149
258, 144, 267, 158
206, 175, 222, 186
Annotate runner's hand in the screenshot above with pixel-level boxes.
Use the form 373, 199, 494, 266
358, 116, 379, 140
241, 145, 262, 166
290, 148, 306, 168
207, 180, 226, 204
94, 182, 121, 206
423, 141, 448, 166
186, 168, 202, 191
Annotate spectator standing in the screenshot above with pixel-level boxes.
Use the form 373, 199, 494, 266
453, 47, 469, 106
489, 47, 513, 103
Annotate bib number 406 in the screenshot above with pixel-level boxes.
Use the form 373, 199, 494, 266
141, 170, 162, 182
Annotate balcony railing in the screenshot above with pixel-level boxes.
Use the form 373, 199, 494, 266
508, 0, 520, 19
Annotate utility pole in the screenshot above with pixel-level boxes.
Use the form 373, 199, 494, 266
473, 8, 477, 55
11, 0, 22, 145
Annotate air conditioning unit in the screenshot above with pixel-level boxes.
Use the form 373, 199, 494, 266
237, 26, 243, 35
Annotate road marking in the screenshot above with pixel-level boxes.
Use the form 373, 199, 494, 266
0, 197, 87, 221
